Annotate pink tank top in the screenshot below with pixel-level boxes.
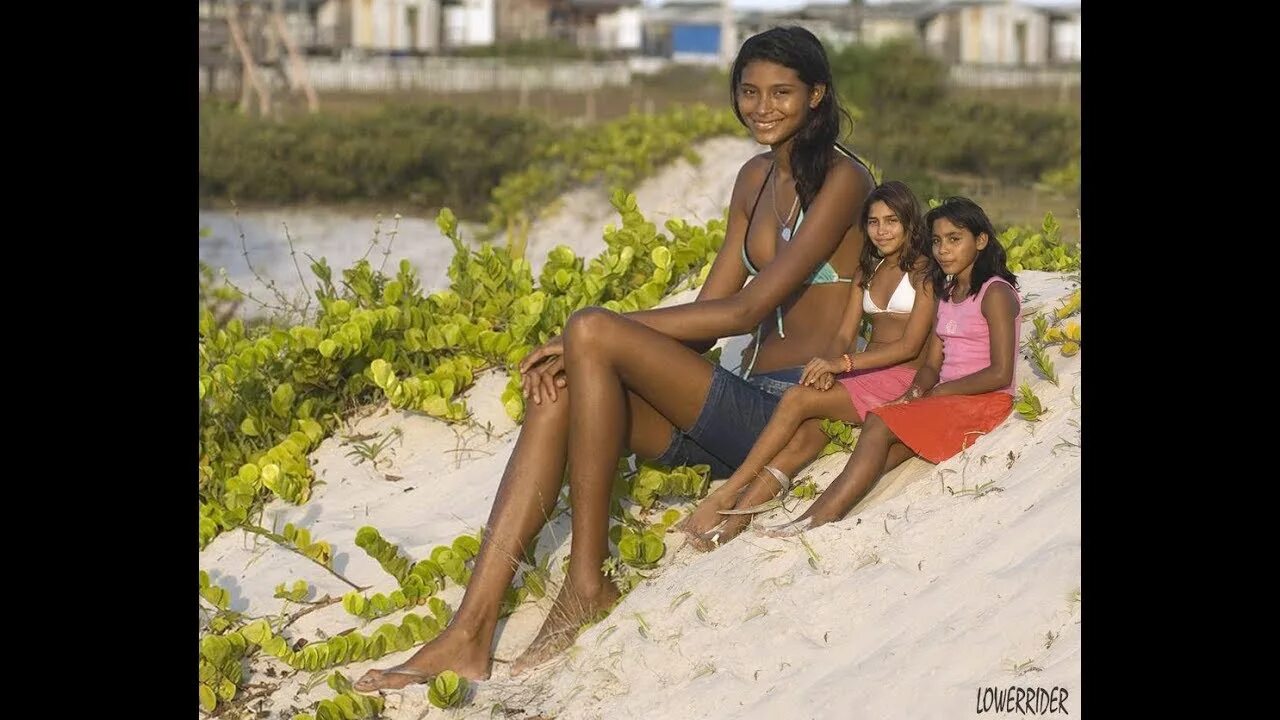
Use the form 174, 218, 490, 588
936, 277, 1021, 394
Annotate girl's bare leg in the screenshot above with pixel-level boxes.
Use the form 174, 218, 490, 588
766, 414, 915, 536
687, 418, 829, 550
682, 385, 858, 545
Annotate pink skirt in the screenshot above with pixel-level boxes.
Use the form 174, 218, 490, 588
837, 364, 919, 421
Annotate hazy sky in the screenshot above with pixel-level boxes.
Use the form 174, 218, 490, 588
643, 0, 1078, 10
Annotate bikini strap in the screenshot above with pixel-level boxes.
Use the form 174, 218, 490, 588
747, 161, 773, 225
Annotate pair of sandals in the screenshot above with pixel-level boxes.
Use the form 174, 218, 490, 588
698, 466, 802, 547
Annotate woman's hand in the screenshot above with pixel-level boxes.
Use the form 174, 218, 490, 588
801, 356, 845, 387
518, 336, 567, 405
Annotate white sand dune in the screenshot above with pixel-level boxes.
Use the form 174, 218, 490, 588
200, 144, 1081, 719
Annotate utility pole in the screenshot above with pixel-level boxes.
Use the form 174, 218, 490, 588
720, 0, 737, 65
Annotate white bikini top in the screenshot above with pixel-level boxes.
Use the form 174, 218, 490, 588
862, 259, 916, 315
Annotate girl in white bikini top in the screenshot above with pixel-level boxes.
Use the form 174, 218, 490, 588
862, 258, 917, 315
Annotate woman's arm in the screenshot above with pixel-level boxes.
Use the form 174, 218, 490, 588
928, 283, 1019, 397
826, 269, 866, 358
798, 272, 864, 387
625, 158, 873, 341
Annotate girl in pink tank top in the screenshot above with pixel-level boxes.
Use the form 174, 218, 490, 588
766, 196, 1022, 535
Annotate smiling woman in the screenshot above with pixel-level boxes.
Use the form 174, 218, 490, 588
352, 26, 878, 692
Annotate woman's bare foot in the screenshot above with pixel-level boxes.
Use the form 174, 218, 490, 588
352, 624, 493, 692
509, 574, 621, 676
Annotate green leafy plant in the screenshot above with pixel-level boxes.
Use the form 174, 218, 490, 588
343, 427, 401, 467
290, 673, 386, 720
428, 670, 469, 709
200, 570, 232, 613
274, 580, 312, 603
1028, 344, 1059, 386
1014, 382, 1048, 422
819, 419, 859, 457
999, 212, 1080, 273
201, 192, 727, 551
247, 610, 449, 672
1025, 293, 1081, 361
353, 525, 417, 586
617, 526, 666, 569
1038, 159, 1080, 196
629, 462, 711, 509
199, 630, 249, 713
1055, 289, 1081, 321
347, 526, 484, 620
791, 477, 819, 500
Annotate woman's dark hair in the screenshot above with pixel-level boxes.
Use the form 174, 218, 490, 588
857, 180, 929, 289
925, 197, 1019, 301
730, 26, 855, 211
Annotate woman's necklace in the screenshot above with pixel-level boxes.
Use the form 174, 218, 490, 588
770, 162, 801, 241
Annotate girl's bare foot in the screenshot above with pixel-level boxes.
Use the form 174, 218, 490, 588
695, 513, 754, 548
677, 487, 740, 541
760, 517, 815, 538
689, 466, 792, 550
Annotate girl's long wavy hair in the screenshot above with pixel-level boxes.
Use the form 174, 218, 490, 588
857, 180, 929, 289
925, 197, 1019, 301
730, 26, 855, 211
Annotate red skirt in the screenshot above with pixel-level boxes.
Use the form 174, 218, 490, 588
869, 392, 1013, 464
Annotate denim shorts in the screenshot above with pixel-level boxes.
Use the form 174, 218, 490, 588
651, 366, 803, 478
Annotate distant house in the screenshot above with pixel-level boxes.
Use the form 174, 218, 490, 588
550, 0, 643, 51
443, 0, 497, 47
594, 2, 644, 51
308, 0, 640, 53
920, 0, 1067, 66
312, 0, 496, 53
858, 1, 936, 46
738, 4, 857, 50
1047, 5, 1080, 64
728, 1, 937, 55
642, 0, 736, 64
496, 0, 553, 42
315, 0, 447, 53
